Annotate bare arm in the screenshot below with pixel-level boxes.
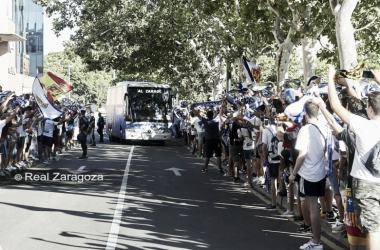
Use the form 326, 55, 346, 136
191, 105, 202, 120
327, 65, 352, 126
312, 97, 343, 134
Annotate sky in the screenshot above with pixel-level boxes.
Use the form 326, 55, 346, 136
44, 14, 75, 55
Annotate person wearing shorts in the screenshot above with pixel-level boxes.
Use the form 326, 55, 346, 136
191, 106, 223, 174
289, 101, 327, 250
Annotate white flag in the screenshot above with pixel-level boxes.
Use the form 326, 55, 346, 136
32, 78, 63, 119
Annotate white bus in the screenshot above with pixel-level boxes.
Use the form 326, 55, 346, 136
106, 81, 173, 145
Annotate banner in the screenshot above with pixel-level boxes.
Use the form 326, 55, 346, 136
32, 78, 63, 119
39, 72, 73, 103
243, 57, 261, 83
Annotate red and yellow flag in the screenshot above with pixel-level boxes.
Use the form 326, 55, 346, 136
39, 72, 73, 103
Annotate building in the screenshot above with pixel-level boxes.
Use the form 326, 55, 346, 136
0, 0, 44, 94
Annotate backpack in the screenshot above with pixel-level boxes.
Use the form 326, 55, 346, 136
267, 128, 281, 161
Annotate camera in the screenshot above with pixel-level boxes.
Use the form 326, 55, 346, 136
264, 118, 269, 126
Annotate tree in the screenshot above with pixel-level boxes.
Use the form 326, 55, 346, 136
44, 49, 113, 108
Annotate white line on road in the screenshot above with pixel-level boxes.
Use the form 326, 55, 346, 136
105, 146, 134, 250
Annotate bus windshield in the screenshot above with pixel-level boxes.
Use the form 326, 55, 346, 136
128, 88, 172, 123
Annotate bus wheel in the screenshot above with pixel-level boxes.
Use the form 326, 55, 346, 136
159, 141, 165, 146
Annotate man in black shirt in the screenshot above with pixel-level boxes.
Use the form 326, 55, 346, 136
191, 105, 223, 174
88, 112, 96, 146
97, 113, 105, 142
79, 110, 89, 159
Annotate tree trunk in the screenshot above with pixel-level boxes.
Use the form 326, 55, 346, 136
276, 29, 295, 88
302, 37, 318, 88
334, 0, 359, 70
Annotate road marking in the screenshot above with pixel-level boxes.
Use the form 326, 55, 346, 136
105, 146, 134, 250
67, 166, 88, 174
165, 167, 185, 176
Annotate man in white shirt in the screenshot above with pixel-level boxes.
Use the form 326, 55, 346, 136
262, 120, 281, 211
289, 101, 326, 250
327, 66, 380, 250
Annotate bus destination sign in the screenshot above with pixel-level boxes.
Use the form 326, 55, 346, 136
136, 89, 162, 94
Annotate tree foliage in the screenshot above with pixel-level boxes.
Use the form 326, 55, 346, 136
44, 47, 113, 108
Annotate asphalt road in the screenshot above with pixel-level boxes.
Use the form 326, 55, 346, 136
0, 137, 339, 250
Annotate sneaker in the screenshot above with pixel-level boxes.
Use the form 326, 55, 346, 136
243, 182, 252, 187
15, 163, 24, 170
277, 189, 287, 197
297, 223, 312, 233
326, 212, 335, 222
257, 176, 265, 185
72, 147, 77, 150
9, 166, 17, 171
61, 149, 66, 154
265, 204, 277, 211
218, 168, 224, 174
43, 159, 51, 165
30, 155, 39, 160
281, 210, 295, 218
79, 156, 88, 159
294, 215, 304, 222
233, 177, 240, 183
332, 221, 345, 233
19, 162, 26, 167
300, 239, 323, 249
2, 169, 12, 177
52, 156, 59, 162
26, 159, 33, 163
0, 171, 6, 177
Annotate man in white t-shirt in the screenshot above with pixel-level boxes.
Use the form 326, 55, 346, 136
289, 101, 326, 250
327, 66, 380, 250
192, 113, 205, 157
262, 120, 281, 211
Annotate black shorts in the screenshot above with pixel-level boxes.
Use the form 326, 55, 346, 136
299, 176, 326, 197
269, 163, 280, 178
205, 139, 222, 158
243, 149, 254, 160
37, 135, 42, 143
66, 131, 73, 139
189, 135, 195, 141
42, 136, 53, 148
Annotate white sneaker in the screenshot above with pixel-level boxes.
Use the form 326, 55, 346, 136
43, 160, 51, 165
257, 176, 265, 185
332, 221, 345, 233
52, 156, 59, 162
15, 163, 23, 170
19, 162, 26, 167
72, 147, 77, 150
30, 155, 39, 160
61, 149, 66, 154
300, 239, 323, 250
281, 210, 295, 218
9, 166, 17, 171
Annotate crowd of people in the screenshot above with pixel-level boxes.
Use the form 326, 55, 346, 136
0, 89, 105, 179
173, 65, 380, 250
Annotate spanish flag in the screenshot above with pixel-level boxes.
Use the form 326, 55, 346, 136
39, 72, 73, 103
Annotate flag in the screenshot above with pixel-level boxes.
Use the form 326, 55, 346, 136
39, 72, 73, 103
32, 78, 63, 119
243, 57, 260, 83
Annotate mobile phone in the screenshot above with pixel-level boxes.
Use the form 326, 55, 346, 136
260, 113, 264, 121
264, 119, 269, 126
363, 71, 374, 79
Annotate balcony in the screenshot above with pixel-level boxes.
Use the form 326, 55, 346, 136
0, 17, 26, 42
